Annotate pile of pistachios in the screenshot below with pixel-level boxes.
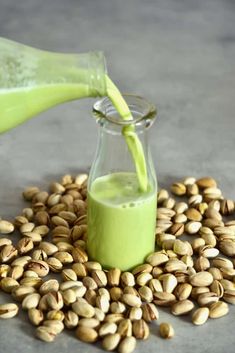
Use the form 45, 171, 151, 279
0, 175, 234, 353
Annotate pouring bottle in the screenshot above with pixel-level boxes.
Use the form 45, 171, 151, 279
0, 37, 107, 133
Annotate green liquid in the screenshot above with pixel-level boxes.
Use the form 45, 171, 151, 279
87, 172, 156, 270
0, 83, 91, 133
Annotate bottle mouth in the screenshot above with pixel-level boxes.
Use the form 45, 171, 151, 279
93, 94, 157, 127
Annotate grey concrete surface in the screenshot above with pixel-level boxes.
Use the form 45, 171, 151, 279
0, 0, 235, 352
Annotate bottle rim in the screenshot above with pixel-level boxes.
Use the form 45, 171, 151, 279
92, 94, 157, 127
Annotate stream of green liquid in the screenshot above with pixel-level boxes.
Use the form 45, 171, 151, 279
105, 76, 148, 191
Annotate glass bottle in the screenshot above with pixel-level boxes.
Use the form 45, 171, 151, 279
0, 37, 107, 133
87, 95, 157, 271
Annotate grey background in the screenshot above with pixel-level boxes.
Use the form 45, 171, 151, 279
0, 0, 235, 352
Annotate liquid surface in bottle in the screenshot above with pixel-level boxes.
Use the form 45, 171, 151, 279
87, 172, 156, 270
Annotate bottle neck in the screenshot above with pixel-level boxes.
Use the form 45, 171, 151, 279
0, 38, 107, 97
93, 94, 156, 192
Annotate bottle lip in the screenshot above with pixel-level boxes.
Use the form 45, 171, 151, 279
93, 94, 157, 127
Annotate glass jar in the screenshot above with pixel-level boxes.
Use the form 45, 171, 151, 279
87, 95, 157, 271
